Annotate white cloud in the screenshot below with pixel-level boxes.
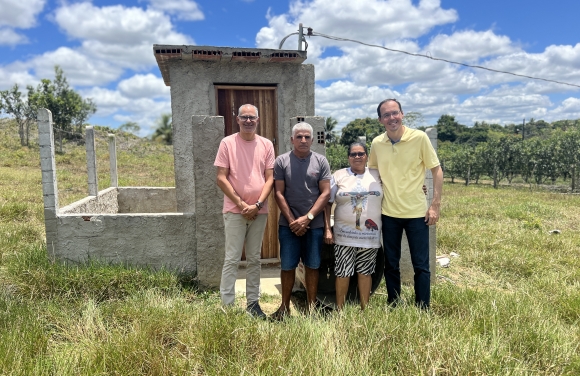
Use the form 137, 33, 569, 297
425, 30, 517, 62
0, 0, 46, 28
117, 74, 170, 99
0, 28, 28, 46
0, 64, 37, 89
81, 86, 171, 135
28, 47, 123, 87
147, 0, 204, 21
257, 0, 458, 50
53, 2, 193, 69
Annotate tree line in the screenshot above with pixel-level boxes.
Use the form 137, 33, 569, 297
0, 66, 174, 148
0, 66, 96, 146
325, 114, 580, 191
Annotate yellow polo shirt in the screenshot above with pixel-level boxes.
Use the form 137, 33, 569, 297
368, 127, 439, 218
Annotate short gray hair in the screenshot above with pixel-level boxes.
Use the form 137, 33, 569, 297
238, 104, 259, 117
292, 122, 313, 138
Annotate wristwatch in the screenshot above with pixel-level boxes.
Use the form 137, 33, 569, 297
255, 200, 264, 210
307, 212, 314, 220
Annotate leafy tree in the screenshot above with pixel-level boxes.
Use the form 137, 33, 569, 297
153, 114, 172, 145
119, 121, 141, 135
435, 114, 466, 142
402, 111, 425, 129
326, 143, 349, 172
324, 116, 338, 145
0, 84, 38, 146
438, 142, 459, 183
340, 117, 383, 147
28, 66, 96, 139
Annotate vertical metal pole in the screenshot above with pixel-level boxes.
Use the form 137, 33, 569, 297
298, 23, 303, 51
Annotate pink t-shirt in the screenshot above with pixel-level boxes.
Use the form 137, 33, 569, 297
214, 133, 275, 214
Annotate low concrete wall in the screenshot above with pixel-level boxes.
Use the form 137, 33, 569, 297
59, 187, 118, 215
52, 213, 196, 274
118, 187, 177, 213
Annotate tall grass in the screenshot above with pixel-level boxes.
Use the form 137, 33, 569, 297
0, 119, 579, 375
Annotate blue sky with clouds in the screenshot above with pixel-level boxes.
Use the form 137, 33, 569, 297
1, 0, 579, 135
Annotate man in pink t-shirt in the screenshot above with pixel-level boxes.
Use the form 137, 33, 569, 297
214, 104, 275, 319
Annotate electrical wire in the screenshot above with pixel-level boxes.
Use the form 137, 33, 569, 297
281, 29, 580, 89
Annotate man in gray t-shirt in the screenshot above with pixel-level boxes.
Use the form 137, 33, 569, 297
271, 122, 331, 320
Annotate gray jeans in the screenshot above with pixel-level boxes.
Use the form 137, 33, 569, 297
220, 212, 268, 305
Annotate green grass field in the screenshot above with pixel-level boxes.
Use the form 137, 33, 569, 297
1, 119, 579, 375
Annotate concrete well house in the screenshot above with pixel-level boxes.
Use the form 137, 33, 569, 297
38, 44, 437, 290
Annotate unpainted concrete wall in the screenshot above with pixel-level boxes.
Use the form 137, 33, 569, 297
191, 115, 226, 287
52, 213, 196, 274
118, 187, 177, 213
59, 187, 118, 215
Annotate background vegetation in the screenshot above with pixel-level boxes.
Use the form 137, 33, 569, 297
326, 114, 580, 192
0, 118, 579, 374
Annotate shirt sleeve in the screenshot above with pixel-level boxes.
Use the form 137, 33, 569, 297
265, 141, 275, 169
368, 140, 378, 169
421, 133, 440, 170
213, 139, 229, 168
319, 156, 332, 180
273, 156, 284, 180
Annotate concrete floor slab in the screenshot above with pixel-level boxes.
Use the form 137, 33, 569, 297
235, 264, 282, 297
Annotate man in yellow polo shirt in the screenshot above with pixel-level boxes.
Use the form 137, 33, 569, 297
368, 99, 443, 309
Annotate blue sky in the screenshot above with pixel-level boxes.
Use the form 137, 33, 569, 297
1, 0, 579, 135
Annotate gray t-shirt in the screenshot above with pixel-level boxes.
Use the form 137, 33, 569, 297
273, 151, 331, 229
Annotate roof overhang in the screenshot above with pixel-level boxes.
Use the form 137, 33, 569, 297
153, 45, 308, 86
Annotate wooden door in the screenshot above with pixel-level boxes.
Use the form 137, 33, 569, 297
215, 85, 279, 261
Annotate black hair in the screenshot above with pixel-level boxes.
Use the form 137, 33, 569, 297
376, 98, 403, 118
348, 142, 368, 156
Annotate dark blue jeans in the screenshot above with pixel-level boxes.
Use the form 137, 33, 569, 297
381, 215, 431, 308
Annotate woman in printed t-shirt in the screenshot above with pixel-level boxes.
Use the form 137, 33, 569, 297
323, 142, 382, 310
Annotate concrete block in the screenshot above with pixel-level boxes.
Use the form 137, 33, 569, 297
108, 134, 118, 188
43, 193, 58, 209
41, 171, 56, 185
39, 145, 55, 159
44, 207, 57, 220
42, 182, 57, 197
37, 108, 53, 124
40, 157, 56, 172
38, 131, 53, 147
44, 218, 58, 234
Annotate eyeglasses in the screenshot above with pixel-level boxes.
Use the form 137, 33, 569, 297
381, 111, 401, 119
349, 152, 366, 158
239, 115, 258, 121
294, 135, 311, 140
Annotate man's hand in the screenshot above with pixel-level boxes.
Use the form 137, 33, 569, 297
240, 202, 258, 220
289, 216, 310, 236
424, 204, 440, 226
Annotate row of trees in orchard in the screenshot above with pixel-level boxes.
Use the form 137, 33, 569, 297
0, 66, 97, 146
325, 113, 580, 191
438, 117, 580, 191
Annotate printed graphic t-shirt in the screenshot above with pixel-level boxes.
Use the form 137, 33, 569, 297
329, 167, 383, 248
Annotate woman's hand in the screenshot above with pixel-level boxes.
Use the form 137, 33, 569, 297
323, 227, 334, 244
